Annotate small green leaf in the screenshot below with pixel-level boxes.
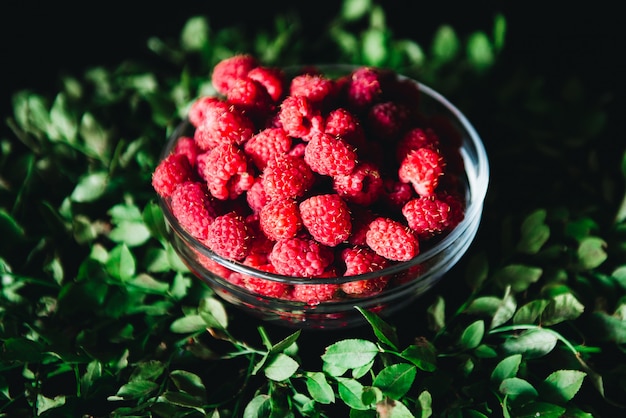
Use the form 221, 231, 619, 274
458, 320, 484, 350
71, 171, 109, 202
357, 306, 399, 349
111, 380, 159, 400
577, 237, 607, 269
491, 354, 522, 384
106, 244, 136, 281
493, 264, 543, 292
513, 299, 551, 324
431, 25, 460, 63
336, 377, 367, 410
498, 377, 538, 402
466, 31, 494, 71
399, 339, 437, 372
36, 394, 66, 415
541, 293, 585, 326
373, 363, 416, 400
243, 395, 272, 418
79, 112, 110, 162
417, 390, 433, 418
426, 295, 445, 332
516, 209, 550, 254
109, 220, 151, 247
492, 13, 507, 52
322, 339, 379, 369
170, 314, 207, 334
169, 370, 207, 401
305, 372, 335, 404
512, 401, 566, 418
539, 369, 586, 404
264, 353, 299, 382
500, 328, 557, 359
362, 28, 388, 67
340, 0, 372, 21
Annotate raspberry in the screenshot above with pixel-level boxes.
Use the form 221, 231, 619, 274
344, 67, 384, 111
193, 99, 256, 151
304, 132, 357, 177
246, 177, 268, 214
347, 206, 377, 246
291, 282, 339, 304
152, 153, 195, 198
299, 194, 351, 247
381, 179, 415, 210
324, 107, 367, 148
332, 162, 384, 206
243, 127, 292, 170
226, 77, 275, 120
240, 264, 291, 298
269, 236, 333, 277
289, 73, 337, 105
288, 142, 306, 158
366, 217, 420, 262
204, 211, 251, 261
396, 127, 439, 162
367, 101, 411, 141
259, 198, 302, 241
170, 181, 216, 240
202, 142, 255, 200
262, 154, 316, 201
247, 66, 286, 102
188, 96, 222, 128
172, 136, 201, 167
211, 53, 259, 95
339, 246, 389, 296
398, 147, 445, 197
278, 95, 324, 141
402, 195, 455, 240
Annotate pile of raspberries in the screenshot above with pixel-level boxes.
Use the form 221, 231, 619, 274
152, 54, 466, 303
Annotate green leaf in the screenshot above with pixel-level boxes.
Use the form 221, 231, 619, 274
49, 93, 77, 143
243, 395, 272, 418
357, 306, 399, 349
500, 328, 558, 359
322, 339, 379, 369
79, 112, 110, 162
458, 320, 484, 350
493, 264, 543, 292
399, 339, 437, 372
373, 363, 416, 400
540, 293, 585, 326
577, 237, 607, 269
305, 372, 335, 404
426, 295, 445, 332
431, 25, 459, 63
513, 299, 551, 324
466, 31, 494, 71
417, 390, 433, 418
336, 377, 367, 410
71, 171, 109, 202
341, 0, 372, 21
499, 377, 538, 402
109, 220, 151, 247
492, 13, 507, 52
36, 394, 66, 415
362, 28, 388, 67
111, 380, 159, 400
516, 209, 550, 254
512, 401, 566, 418
106, 244, 136, 281
491, 354, 522, 384
539, 369, 586, 404
169, 370, 207, 401
1, 337, 44, 362
264, 353, 299, 382
170, 314, 207, 334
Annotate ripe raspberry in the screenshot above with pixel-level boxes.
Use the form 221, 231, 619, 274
288, 142, 306, 158
211, 54, 259, 95
172, 136, 201, 167
243, 127, 292, 170
246, 177, 268, 214
396, 127, 439, 162
188, 96, 222, 127
202, 142, 255, 200
262, 154, 316, 201
269, 236, 333, 277
347, 206, 377, 246
170, 181, 216, 241
345, 67, 384, 110
304, 132, 357, 177
332, 162, 384, 206
324, 107, 367, 148
340, 247, 389, 296
278, 95, 324, 141
193, 100, 255, 151
259, 198, 302, 241
291, 282, 339, 305
402, 195, 455, 240
384, 77, 421, 110
152, 153, 195, 198
398, 147, 445, 197
247, 66, 286, 102
299, 194, 352, 247
226, 77, 275, 120
289, 73, 337, 106
367, 101, 411, 141
204, 211, 251, 261
240, 264, 291, 298
366, 217, 420, 262
381, 179, 415, 211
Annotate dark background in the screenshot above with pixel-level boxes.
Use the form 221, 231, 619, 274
1, 1, 623, 118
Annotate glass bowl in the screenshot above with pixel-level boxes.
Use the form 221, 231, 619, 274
156, 65, 489, 329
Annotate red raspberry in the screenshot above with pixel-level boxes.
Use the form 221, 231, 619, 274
226, 77, 275, 120
381, 179, 415, 210
243, 127, 292, 170
288, 142, 306, 158
426, 113, 463, 148
202, 142, 255, 200
324, 107, 367, 148
172, 136, 201, 167
347, 206, 377, 246
247, 66, 286, 102
289, 73, 337, 106
170, 181, 216, 241
366, 217, 420, 262
188, 96, 222, 127
384, 77, 421, 110
304, 132, 357, 177
240, 263, 291, 298
291, 281, 339, 304
262, 154, 316, 201
278, 95, 324, 141
332, 162, 384, 206
396, 127, 439, 162
246, 178, 268, 214
204, 211, 251, 261
259, 198, 302, 241
398, 147, 445, 197
152, 153, 195, 198
299, 194, 352, 247
269, 236, 333, 277
345, 67, 384, 110
402, 195, 451, 240
367, 101, 411, 141
340, 247, 389, 296
211, 54, 259, 95
193, 99, 255, 151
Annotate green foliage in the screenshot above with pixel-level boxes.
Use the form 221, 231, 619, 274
1, 0, 625, 417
